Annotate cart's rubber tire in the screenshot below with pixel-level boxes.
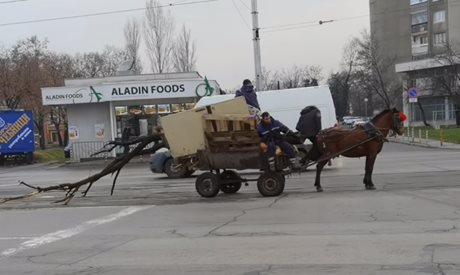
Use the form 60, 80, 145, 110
220, 170, 242, 194
164, 158, 188, 178
257, 172, 285, 197
195, 172, 220, 197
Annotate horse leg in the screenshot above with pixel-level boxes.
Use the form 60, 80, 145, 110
364, 154, 377, 190
314, 160, 328, 192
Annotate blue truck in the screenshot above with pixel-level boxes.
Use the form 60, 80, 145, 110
0, 110, 35, 164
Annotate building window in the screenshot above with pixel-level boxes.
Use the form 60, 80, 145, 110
412, 34, 428, 46
433, 10, 446, 23
434, 32, 447, 45
411, 11, 428, 25
410, 0, 427, 5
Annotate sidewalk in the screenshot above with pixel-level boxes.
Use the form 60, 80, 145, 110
389, 135, 460, 150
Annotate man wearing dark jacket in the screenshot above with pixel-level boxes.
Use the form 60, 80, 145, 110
235, 79, 260, 111
257, 112, 299, 171
296, 106, 322, 161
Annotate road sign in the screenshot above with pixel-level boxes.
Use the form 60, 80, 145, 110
408, 88, 418, 103
408, 88, 417, 97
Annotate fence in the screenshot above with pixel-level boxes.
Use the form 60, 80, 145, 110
70, 139, 157, 162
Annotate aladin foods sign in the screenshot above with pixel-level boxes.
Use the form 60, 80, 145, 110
41, 79, 219, 105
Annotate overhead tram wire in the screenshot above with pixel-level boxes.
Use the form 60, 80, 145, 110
238, 0, 250, 11
260, 1, 460, 34
0, 0, 218, 27
0, 0, 28, 4
231, 0, 251, 30
261, 14, 369, 33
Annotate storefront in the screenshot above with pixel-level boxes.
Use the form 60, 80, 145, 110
41, 72, 221, 161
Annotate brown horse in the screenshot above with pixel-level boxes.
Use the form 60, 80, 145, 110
313, 108, 406, 192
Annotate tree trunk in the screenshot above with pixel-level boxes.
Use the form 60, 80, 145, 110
417, 102, 431, 127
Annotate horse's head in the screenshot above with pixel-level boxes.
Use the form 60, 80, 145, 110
390, 108, 406, 135
371, 108, 406, 136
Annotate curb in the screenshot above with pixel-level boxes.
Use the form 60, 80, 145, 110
389, 138, 460, 150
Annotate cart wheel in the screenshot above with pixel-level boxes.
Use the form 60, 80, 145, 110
164, 158, 189, 178
257, 172, 285, 197
220, 170, 242, 194
195, 172, 220, 197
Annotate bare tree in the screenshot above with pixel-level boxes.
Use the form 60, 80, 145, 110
355, 30, 402, 110
124, 18, 143, 73
72, 46, 127, 78
173, 25, 197, 72
328, 38, 360, 117
144, 0, 175, 73
0, 47, 21, 109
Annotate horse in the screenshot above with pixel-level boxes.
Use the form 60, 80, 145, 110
313, 108, 406, 192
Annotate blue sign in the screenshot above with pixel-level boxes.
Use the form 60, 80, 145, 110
0, 111, 35, 154
408, 88, 418, 98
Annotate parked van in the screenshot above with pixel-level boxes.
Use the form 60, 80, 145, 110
196, 86, 337, 131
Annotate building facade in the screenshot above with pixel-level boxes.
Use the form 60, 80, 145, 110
41, 72, 221, 161
370, 0, 460, 126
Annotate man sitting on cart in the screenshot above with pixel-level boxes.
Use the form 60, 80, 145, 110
257, 111, 299, 171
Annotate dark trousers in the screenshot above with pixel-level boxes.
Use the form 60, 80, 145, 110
267, 140, 295, 158
306, 136, 320, 161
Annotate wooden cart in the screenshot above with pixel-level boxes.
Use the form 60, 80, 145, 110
161, 98, 294, 198
175, 112, 290, 198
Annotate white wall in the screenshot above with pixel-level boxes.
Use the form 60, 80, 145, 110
67, 103, 112, 142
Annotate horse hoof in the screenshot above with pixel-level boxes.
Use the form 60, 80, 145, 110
316, 186, 323, 192
365, 185, 376, 190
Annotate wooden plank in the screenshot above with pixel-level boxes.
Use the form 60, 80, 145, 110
203, 113, 256, 122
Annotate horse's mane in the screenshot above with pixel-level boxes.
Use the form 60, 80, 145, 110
371, 109, 393, 123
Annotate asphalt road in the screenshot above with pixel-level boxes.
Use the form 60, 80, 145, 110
0, 142, 459, 274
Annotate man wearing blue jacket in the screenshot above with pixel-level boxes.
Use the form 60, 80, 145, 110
257, 112, 299, 171
235, 79, 261, 116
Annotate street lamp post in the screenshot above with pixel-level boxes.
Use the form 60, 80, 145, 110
364, 98, 368, 117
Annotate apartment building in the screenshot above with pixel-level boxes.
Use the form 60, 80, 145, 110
370, 0, 460, 126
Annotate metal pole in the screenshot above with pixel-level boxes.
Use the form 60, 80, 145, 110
251, 0, 263, 91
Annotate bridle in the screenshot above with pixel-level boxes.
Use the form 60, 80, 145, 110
390, 111, 404, 136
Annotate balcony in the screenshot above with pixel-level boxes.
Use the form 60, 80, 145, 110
412, 44, 428, 56
411, 23, 428, 34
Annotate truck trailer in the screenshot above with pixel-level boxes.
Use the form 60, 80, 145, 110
0, 110, 35, 164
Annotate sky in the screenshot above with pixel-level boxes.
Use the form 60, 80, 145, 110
0, 0, 370, 91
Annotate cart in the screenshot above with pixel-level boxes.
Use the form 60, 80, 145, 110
160, 97, 308, 198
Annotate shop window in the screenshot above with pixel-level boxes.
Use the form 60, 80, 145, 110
144, 105, 157, 115
128, 105, 143, 115
171, 104, 184, 113
433, 10, 446, 24
157, 104, 171, 114
115, 106, 128, 116
184, 103, 195, 110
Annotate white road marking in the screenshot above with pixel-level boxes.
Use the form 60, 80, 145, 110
0, 237, 34, 240
1, 206, 153, 257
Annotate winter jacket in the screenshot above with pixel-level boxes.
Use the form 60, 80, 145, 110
296, 107, 322, 137
257, 117, 290, 143
235, 84, 260, 109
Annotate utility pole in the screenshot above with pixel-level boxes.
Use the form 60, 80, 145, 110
251, 0, 263, 91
